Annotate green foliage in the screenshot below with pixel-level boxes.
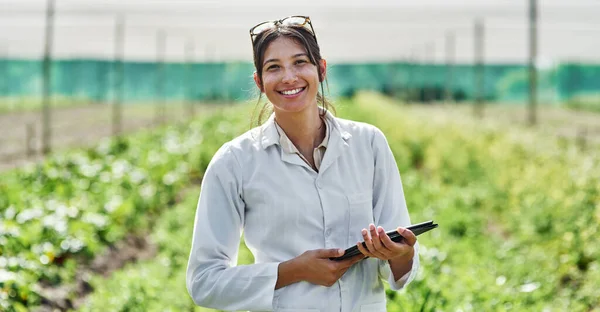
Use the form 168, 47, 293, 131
345, 92, 600, 311
79, 193, 215, 312
565, 93, 600, 113
80, 93, 598, 311
78, 109, 252, 312
0, 105, 250, 311
2, 91, 599, 311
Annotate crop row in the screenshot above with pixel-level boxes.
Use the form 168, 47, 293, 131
342, 93, 599, 311
0, 104, 248, 311
79, 93, 600, 311
3, 92, 598, 311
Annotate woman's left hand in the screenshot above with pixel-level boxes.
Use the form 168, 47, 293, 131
356, 224, 416, 261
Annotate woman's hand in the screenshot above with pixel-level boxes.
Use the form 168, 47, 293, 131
276, 248, 365, 289
356, 224, 416, 261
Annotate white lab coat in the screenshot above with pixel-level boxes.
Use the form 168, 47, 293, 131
186, 110, 419, 312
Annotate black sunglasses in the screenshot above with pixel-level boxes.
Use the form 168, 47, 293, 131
249, 15, 318, 44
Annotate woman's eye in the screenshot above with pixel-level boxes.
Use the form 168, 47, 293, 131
295, 60, 307, 65
266, 65, 279, 71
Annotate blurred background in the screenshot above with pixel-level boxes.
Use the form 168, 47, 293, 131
1, 0, 600, 169
1, 1, 599, 312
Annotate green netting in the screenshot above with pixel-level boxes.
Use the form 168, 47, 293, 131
326, 63, 560, 103
555, 64, 600, 100
0, 58, 599, 104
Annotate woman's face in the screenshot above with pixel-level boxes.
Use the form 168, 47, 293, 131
255, 36, 326, 114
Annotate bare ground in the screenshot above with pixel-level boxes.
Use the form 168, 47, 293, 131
0, 102, 213, 172
32, 234, 158, 312
30, 187, 199, 312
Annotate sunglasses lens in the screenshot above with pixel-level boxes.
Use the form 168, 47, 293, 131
250, 16, 315, 42
282, 16, 307, 27
252, 21, 277, 35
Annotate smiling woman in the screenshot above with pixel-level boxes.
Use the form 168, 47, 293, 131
257, 39, 321, 113
186, 15, 421, 312
250, 16, 333, 127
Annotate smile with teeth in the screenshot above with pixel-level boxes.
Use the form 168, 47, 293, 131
278, 87, 305, 95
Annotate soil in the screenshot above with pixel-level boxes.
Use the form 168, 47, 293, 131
0, 102, 203, 172
32, 234, 159, 312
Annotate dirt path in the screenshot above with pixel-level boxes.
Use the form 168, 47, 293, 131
32, 186, 199, 312
0, 103, 213, 172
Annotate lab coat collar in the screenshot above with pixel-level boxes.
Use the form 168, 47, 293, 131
258, 107, 352, 150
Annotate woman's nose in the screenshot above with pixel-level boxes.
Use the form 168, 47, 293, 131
281, 68, 298, 84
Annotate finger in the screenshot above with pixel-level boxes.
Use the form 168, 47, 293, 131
340, 252, 367, 268
361, 228, 377, 254
397, 227, 417, 247
356, 240, 374, 258
348, 252, 366, 265
364, 227, 388, 259
317, 248, 345, 259
340, 250, 366, 262
377, 226, 399, 259
340, 256, 360, 275
370, 224, 384, 252
379, 227, 400, 251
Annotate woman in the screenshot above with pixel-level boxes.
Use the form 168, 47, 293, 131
186, 16, 419, 312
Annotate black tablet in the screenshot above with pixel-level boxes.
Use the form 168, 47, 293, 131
330, 220, 438, 261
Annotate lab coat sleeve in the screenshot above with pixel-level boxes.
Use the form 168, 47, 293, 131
186, 144, 279, 311
370, 127, 420, 291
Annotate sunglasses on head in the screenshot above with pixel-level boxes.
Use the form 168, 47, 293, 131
249, 15, 318, 44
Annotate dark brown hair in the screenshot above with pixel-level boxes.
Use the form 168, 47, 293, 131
250, 24, 334, 126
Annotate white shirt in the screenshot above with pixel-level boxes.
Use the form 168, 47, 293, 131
274, 115, 329, 171
186, 109, 420, 312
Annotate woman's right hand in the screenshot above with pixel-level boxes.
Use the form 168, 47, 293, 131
276, 249, 365, 289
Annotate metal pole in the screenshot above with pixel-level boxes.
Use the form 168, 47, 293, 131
41, 0, 55, 155
155, 30, 166, 125
528, 0, 538, 125
474, 18, 484, 118
390, 58, 398, 98
26, 123, 35, 158
445, 31, 455, 103
73, 59, 81, 104
96, 58, 105, 104
417, 47, 423, 103
185, 39, 195, 118
410, 49, 418, 103
399, 55, 407, 100
112, 15, 125, 137
409, 47, 419, 103
426, 42, 435, 102
0, 45, 8, 101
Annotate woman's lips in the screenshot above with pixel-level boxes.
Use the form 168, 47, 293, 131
278, 87, 306, 98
